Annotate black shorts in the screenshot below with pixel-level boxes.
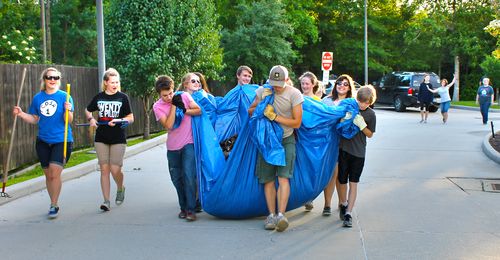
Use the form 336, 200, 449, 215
420, 102, 431, 111
338, 149, 365, 184
36, 138, 73, 168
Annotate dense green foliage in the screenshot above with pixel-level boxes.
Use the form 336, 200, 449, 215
0, 0, 498, 100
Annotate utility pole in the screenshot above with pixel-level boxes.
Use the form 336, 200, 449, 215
96, 0, 105, 89
452, 0, 460, 101
364, 0, 368, 85
40, 0, 47, 63
46, 0, 52, 62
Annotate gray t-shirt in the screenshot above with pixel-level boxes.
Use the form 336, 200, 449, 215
255, 86, 304, 138
340, 107, 376, 158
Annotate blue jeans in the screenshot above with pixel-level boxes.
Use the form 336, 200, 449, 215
479, 102, 491, 124
167, 144, 197, 212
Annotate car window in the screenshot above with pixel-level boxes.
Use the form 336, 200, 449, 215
385, 74, 396, 86
398, 75, 411, 86
412, 75, 423, 87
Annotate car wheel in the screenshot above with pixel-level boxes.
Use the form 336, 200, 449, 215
394, 96, 406, 112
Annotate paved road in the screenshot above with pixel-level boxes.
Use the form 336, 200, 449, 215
0, 107, 499, 259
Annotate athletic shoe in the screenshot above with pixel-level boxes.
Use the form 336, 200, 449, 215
48, 205, 59, 219
116, 187, 125, 205
186, 212, 197, 221
195, 199, 203, 213
100, 200, 110, 211
304, 201, 314, 212
264, 214, 276, 230
339, 204, 348, 221
322, 207, 332, 216
178, 210, 187, 219
343, 214, 353, 227
276, 214, 289, 232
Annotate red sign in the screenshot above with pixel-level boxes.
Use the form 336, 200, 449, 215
322, 52, 333, 71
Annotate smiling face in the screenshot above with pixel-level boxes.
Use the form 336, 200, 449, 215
237, 70, 252, 85
336, 79, 350, 97
43, 70, 61, 92
183, 74, 200, 94
301, 77, 314, 96
104, 75, 120, 94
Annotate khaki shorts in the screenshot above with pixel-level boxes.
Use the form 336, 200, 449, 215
256, 135, 296, 184
95, 142, 126, 166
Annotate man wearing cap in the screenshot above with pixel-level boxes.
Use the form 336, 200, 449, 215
248, 65, 304, 232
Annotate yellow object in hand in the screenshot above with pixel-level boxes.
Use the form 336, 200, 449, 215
264, 105, 277, 121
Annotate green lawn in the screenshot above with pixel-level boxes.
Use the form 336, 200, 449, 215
452, 101, 500, 109
5, 131, 165, 187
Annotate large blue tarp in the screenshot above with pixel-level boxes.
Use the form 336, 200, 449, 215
185, 85, 359, 219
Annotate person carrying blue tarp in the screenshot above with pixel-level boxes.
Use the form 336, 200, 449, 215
152, 75, 202, 222
248, 65, 304, 232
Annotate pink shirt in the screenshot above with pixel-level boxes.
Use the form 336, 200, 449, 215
153, 92, 194, 151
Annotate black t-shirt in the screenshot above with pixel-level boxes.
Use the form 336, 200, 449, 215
418, 83, 434, 103
340, 107, 376, 158
86, 91, 132, 144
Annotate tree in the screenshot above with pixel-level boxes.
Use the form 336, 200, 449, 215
221, 0, 295, 84
106, 0, 223, 138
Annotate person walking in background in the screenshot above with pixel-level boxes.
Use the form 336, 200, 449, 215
248, 65, 304, 232
12, 67, 74, 219
426, 75, 457, 124
476, 77, 494, 125
418, 74, 434, 123
85, 68, 134, 212
153, 75, 201, 221
338, 85, 376, 228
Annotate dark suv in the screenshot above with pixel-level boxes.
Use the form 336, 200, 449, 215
374, 72, 441, 112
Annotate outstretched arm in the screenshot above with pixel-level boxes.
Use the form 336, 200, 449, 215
445, 75, 457, 89
13, 106, 39, 124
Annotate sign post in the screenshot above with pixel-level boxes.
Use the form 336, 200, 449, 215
321, 51, 333, 84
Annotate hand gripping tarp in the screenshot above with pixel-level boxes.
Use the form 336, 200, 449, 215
190, 88, 359, 219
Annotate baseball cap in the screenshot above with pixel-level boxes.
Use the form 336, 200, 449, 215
268, 65, 288, 87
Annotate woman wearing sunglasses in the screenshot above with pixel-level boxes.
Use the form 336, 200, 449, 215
85, 68, 134, 212
13, 67, 74, 219
318, 74, 355, 217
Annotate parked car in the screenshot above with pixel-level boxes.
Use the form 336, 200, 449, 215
373, 71, 441, 112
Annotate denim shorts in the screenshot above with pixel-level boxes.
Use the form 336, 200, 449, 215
36, 138, 73, 168
440, 101, 451, 113
256, 135, 296, 184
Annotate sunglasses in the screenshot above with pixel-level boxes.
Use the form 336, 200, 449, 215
45, 76, 60, 81
190, 79, 200, 84
336, 81, 349, 87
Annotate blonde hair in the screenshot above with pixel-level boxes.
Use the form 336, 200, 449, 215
101, 68, 121, 92
356, 84, 377, 105
299, 71, 319, 93
177, 72, 196, 91
40, 67, 61, 91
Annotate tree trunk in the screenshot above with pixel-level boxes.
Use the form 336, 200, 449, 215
142, 96, 151, 140
46, 0, 52, 62
453, 55, 460, 101
40, 0, 47, 63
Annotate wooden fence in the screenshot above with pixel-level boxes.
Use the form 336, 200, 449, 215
0, 64, 163, 174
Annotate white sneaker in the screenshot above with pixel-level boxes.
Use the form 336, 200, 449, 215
264, 214, 276, 230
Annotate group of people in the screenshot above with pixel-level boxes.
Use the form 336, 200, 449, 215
14, 67, 134, 218
418, 74, 495, 125
14, 65, 377, 232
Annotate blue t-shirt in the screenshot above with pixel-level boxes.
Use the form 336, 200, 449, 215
29, 90, 74, 144
477, 85, 494, 104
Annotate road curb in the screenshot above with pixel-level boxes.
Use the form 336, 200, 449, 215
482, 133, 500, 165
0, 134, 167, 206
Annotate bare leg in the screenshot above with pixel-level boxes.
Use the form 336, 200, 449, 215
420, 111, 424, 122
338, 182, 348, 205
443, 112, 448, 123
264, 181, 277, 215
110, 165, 124, 190
277, 177, 290, 213
323, 164, 338, 208
346, 182, 358, 213
100, 164, 111, 201
44, 163, 63, 205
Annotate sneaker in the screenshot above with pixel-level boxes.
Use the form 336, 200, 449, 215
276, 214, 289, 232
195, 199, 203, 213
48, 205, 59, 219
116, 186, 125, 205
339, 204, 348, 221
264, 214, 276, 230
424, 120, 427, 124
322, 206, 332, 216
343, 214, 353, 227
178, 210, 187, 219
100, 200, 110, 211
419, 119, 424, 123
186, 212, 197, 221
304, 201, 314, 212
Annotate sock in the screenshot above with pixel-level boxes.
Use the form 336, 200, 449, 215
341, 202, 348, 207
345, 211, 352, 216
278, 212, 284, 217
